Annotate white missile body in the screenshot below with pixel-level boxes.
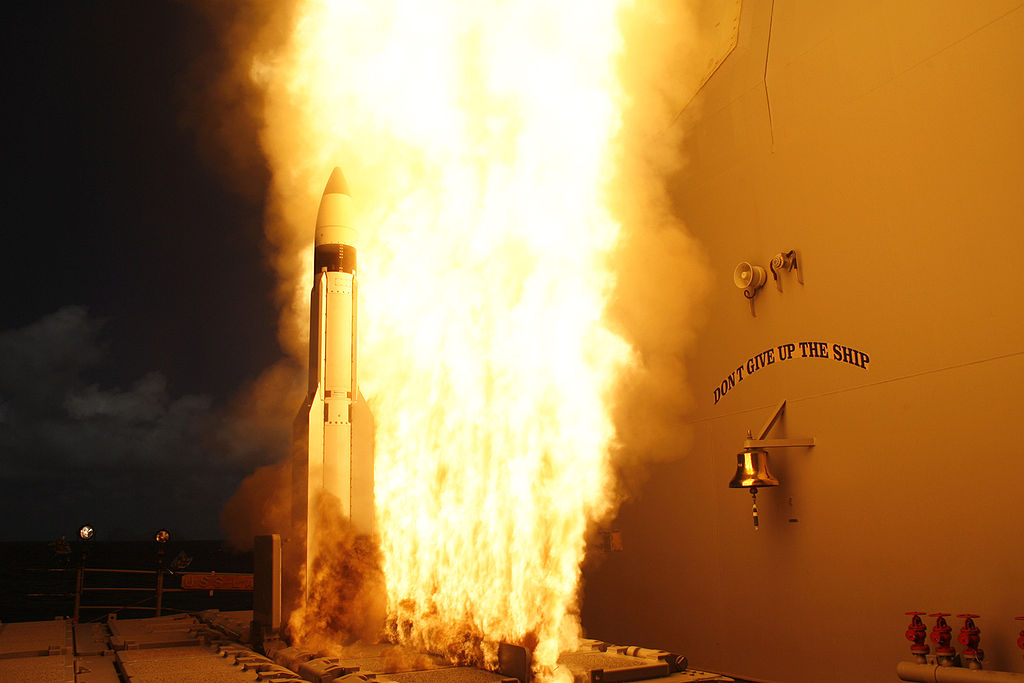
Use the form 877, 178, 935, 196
293, 168, 374, 582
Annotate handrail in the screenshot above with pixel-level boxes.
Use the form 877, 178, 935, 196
25, 562, 253, 621
72, 564, 186, 620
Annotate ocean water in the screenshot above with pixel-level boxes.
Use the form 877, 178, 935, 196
0, 540, 253, 623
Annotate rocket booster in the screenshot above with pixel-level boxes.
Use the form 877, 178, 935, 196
293, 168, 374, 575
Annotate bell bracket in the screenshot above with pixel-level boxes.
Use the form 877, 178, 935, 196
743, 400, 814, 449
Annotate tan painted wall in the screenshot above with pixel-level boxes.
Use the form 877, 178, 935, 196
582, 2, 1024, 681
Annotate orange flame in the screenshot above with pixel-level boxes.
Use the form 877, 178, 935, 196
251, 1, 632, 677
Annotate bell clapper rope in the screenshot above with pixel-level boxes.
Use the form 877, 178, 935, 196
751, 486, 759, 530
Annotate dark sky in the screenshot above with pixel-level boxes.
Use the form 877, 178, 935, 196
0, 2, 287, 541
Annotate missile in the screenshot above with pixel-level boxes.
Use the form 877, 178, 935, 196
292, 167, 374, 585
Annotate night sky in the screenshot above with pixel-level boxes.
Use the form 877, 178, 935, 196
1, 3, 287, 541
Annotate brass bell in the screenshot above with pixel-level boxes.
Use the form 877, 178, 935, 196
728, 448, 780, 488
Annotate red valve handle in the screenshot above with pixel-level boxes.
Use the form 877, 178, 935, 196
958, 615, 980, 630
905, 611, 928, 644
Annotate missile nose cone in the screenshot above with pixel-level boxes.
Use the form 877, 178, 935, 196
315, 166, 356, 248
324, 166, 350, 197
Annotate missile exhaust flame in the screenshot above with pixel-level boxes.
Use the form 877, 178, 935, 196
251, 2, 636, 679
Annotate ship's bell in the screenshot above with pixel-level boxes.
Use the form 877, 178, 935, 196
728, 448, 780, 488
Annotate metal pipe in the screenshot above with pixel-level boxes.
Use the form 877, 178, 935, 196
897, 662, 1024, 682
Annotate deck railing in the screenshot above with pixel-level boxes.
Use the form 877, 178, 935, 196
27, 561, 253, 621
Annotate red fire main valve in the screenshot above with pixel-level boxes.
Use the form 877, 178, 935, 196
1016, 617, 1024, 655
929, 613, 955, 656
905, 612, 929, 655
957, 614, 983, 664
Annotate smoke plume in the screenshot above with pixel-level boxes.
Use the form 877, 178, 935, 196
289, 492, 387, 648
606, 1, 711, 477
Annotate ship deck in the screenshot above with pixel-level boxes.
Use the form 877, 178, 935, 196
0, 611, 734, 683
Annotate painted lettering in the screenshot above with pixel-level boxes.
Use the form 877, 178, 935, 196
799, 341, 828, 358
832, 343, 870, 369
714, 368, 742, 404
712, 340, 872, 404
746, 348, 778, 375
